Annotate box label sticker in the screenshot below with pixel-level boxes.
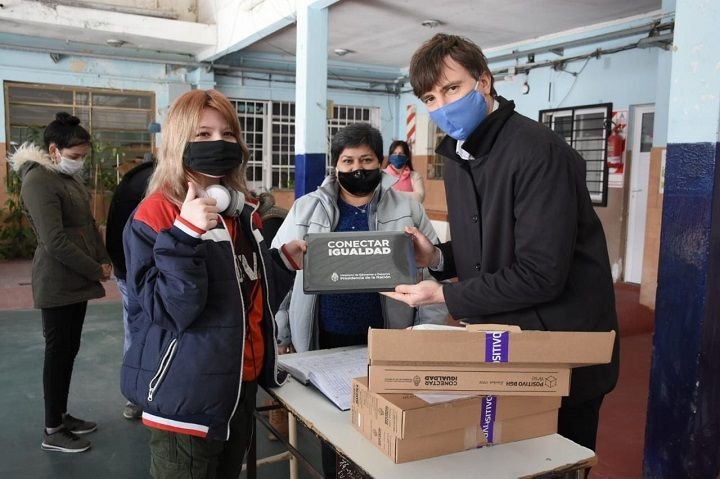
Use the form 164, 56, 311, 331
480, 395, 497, 442
485, 331, 509, 362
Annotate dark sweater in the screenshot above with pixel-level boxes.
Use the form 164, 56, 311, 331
106, 161, 154, 280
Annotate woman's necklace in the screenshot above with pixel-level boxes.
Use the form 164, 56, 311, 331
351, 203, 368, 214
340, 196, 369, 214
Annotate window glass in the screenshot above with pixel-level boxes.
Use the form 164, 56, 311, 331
234, 99, 378, 190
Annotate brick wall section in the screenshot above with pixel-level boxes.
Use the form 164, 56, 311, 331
639, 147, 664, 309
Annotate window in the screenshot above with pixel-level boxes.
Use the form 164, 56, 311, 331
5, 82, 155, 190
427, 125, 446, 179
539, 103, 612, 206
272, 102, 296, 190
232, 99, 379, 191
234, 100, 269, 192
639, 112, 655, 153
326, 104, 378, 175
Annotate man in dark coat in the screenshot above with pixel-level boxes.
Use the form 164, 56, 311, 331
385, 33, 619, 451
106, 157, 154, 420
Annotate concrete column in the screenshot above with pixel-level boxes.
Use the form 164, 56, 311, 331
643, 0, 720, 477
188, 67, 216, 90
294, 1, 328, 198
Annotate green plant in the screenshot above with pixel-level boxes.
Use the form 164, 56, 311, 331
0, 170, 37, 259
86, 138, 123, 195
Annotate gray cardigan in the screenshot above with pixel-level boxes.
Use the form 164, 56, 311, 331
271, 172, 446, 352
11, 144, 109, 308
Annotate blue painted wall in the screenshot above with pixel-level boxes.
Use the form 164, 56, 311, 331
0, 47, 191, 143
643, 0, 720, 474
645, 141, 719, 478
1, 47, 400, 198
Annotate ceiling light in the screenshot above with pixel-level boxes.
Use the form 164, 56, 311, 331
334, 48, 355, 56
106, 39, 127, 47
421, 19, 441, 28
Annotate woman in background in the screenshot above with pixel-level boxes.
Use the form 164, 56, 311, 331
10, 112, 111, 454
382, 139, 425, 203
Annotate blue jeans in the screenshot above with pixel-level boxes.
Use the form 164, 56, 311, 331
116, 278, 131, 356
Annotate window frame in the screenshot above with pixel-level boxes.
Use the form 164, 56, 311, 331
5, 81, 155, 157
232, 98, 380, 191
539, 102, 612, 207
4, 81, 155, 191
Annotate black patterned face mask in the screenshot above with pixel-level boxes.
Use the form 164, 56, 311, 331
182, 140, 243, 176
337, 168, 382, 196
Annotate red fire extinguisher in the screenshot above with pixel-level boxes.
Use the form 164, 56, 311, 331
607, 123, 625, 173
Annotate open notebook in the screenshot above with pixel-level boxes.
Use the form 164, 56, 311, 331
277, 346, 368, 411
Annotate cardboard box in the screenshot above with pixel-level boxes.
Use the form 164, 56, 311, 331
303, 231, 417, 293
352, 404, 558, 463
352, 377, 560, 439
481, 409, 558, 445
368, 327, 616, 367
368, 364, 571, 395
352, 409, 486, 463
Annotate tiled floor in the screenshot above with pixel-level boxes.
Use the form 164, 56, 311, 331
0, 260, 652, 478
0, 260, 321, 479
592, 283, 654, 479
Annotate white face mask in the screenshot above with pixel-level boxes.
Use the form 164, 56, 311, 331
57, 156, 85, 176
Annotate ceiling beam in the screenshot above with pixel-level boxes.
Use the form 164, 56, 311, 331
197, 0, 342, 63
0, 0, 215, 54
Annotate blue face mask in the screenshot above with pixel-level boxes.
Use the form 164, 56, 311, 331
429, 83, 488, 140
388, 154, 408, 169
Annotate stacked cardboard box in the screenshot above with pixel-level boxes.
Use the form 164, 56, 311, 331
351, 377, 561, 463
352, 326, 616, 463
367, 327, 615, 395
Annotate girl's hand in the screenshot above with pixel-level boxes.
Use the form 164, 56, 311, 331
280, 240, 307, 271
180, 182, 220, 231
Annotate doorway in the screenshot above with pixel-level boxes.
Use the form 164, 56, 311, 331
623, 104, 655, 284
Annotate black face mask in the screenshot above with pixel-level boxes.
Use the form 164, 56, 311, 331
183, 140, 243, 176
337, 168, 382, 197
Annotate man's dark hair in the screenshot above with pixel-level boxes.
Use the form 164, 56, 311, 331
330, 123, 384, 166
43, 112, 92, 150
409, 33, 496, 98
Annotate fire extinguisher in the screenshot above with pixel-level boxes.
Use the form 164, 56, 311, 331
607, 123, 625, 172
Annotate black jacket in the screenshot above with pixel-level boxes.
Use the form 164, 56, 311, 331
106, 161, 154, 280
433, 97, 619, 405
